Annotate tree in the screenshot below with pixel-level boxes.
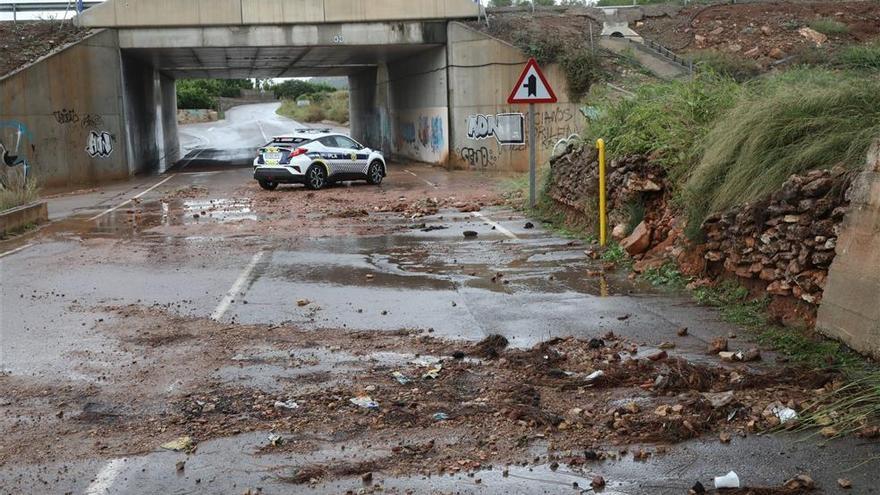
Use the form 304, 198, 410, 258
272, 79, 335, 100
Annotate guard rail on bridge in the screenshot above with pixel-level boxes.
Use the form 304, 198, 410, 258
0, 0, 103, 22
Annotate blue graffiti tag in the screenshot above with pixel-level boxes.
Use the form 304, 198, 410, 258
430, 116, 444, 153
400, 121, 416, 145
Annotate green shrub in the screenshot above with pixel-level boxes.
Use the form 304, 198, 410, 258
561, 50, 603, 100
687, 50, 762, 82
277, 91, 350, 124
176, 79, 253, 108
272, 79, 335, 100
808, 17, 850, 35
684, 69, 880, 229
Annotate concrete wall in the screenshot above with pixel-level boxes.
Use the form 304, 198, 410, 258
447, 22, 584, 172
817, 141, 880, 359
80, 0, 480, 27
0, 30, 130, 190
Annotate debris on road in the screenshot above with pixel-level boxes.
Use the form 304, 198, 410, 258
714, 471, 741, 489
391, 371, 411, 384
838, 478, 852, 489
432, 412, 449, 421
296, 299, 310, 307
463, 230, 478, 238
161, 436, 194, 452
524, 222, 534, 229
591, 475, 606, 489
273, 400, 299, 410
350, 396, 379, 410
765, 402, 798, 425
677, 327, 689, 337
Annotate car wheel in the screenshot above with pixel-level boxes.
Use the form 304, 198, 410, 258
367, 161, 384, 185
259, 180, 278, 191
305, 164, 328, 190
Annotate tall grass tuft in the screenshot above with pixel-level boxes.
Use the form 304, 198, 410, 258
0, 169, 39, 212
838, 41, 880, 70
277, 91, 349, 124
583, 72, 741, 188
797, 370, 880, 438
684, 70, 880, 228
808, 17, 850, 36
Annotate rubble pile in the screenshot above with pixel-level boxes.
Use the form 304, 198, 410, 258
701, 168, 852, 305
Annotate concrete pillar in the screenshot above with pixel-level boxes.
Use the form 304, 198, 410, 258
817, 141, 880, 359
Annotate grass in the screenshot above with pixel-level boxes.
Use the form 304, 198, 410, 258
0, 171, 39, 212
808, 17, 850, 36
693, 280, 860, 369
838, 41, 880, 70
796, 370, 880, 439
684, 69, 880, 235
277, 90, 349, 124
582, 71, 741, 191
560, 50, 603, 101
686, 50, 762, 82
641, 262, 689, 289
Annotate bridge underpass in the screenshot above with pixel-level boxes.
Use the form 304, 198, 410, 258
0, 0, 585, 190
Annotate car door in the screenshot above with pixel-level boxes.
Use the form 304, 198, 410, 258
331, 135, 369, 175
315, 136, 343, 176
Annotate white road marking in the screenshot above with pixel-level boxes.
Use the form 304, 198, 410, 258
0, 243, 35, 260
84, 458, 127, 495
178, 147, 207, 170
403, 169, 437, 187
88, 175, 176, 221
257, 120, 268, 142
472, 211, 518, 240
210, 251, 265, 321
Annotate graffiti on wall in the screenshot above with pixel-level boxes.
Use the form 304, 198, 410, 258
0, 120, 35, 183
400, 121, 417, 145
535, 107, 579, 149
394, 110, 447, 163
53, 107, 104, 129
85, 131, 114, 158
53, 108, 79, 125
458, 146, 497, 169
466, 113, 525, 145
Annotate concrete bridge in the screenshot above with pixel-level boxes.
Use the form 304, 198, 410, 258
0, 0, 584, 189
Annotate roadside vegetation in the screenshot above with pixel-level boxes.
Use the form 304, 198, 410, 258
578, 68, 880, 237
0, 171, 39, 212
277, 91, 350, 124
176, 79, 254, 109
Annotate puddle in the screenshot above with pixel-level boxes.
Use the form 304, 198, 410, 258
181, 198, 257, 224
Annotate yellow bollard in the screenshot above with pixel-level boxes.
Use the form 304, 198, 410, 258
597, 138, 607, 247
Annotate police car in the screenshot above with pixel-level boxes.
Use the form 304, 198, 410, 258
253, 129, 386, 190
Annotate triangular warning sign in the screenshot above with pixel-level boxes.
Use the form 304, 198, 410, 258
507, 58, 558, 104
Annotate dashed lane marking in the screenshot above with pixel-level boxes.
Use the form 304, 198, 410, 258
0, 243, 35, 260
210, 251, 265, 321
403, 169, 438, 188
88, 175, 176, 221
472, 211, 518, 240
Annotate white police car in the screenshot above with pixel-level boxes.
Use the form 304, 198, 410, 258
253, 129, 386, 190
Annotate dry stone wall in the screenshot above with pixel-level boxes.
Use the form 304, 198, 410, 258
548, 144, 853, 309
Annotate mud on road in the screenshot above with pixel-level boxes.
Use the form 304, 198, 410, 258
1, 163, 877, 494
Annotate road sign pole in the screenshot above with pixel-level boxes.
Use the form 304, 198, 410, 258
528, 103, 536, 209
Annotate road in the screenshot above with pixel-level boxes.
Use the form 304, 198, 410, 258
0, 103, 876, 494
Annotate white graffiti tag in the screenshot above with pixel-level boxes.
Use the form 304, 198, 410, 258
85, 131, 113, 158
466, 113, 525, 145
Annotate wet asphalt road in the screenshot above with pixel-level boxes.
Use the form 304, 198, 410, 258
1, 104, 877, 494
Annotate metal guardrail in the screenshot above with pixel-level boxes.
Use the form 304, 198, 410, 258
0, 1, 103, 21
630, 37, 695, 74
